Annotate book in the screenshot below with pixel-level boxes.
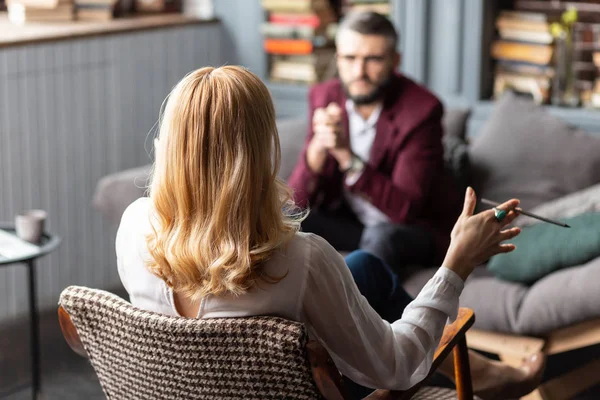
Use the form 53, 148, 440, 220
495, 60, 554, 77
261, 22, 319, 40
514, 1, 600, 22
491, 40, 554, 65
272, 48, 335, 65
346, 0, 388, 3
270, 60, 325, 83
497, 27, 554, 44
75, 0, 115, 6
7, 2, 74, 23
5, 0, 69, 9
269, 10, 336, 28
496, 12, 554, 33
494, 71, 551, 103
76, 5, 114, 20
261, 0, 330, 13
346, 2, 391, 15
499, 10, 557, 23
0, 229, 40, 261
75, 0, 117, 20
265, 38, 317, 55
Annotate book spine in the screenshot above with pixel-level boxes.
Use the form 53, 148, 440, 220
269, 13, 321, 28
265, 38, 314, 55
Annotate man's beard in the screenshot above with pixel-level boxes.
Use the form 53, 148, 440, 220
342, 75, 393, 105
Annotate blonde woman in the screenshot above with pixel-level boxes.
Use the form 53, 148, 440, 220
116, 66, 544, 399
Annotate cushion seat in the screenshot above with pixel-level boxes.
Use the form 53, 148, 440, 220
403, 256, 600, 336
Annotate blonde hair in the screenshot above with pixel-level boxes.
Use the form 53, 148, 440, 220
146, 66, 303, 300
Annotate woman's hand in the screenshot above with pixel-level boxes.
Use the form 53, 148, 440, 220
443, 187, 521, 281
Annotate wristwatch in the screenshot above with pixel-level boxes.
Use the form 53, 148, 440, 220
341, 154, 365, 175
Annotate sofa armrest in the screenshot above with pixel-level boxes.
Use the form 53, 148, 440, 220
93, 165, 151, 226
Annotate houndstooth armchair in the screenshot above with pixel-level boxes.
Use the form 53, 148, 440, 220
58, 286, 477, 400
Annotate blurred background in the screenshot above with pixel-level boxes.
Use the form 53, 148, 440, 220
1, 0, 600, 399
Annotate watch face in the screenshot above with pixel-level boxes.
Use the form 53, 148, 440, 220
351, 156, 364, 172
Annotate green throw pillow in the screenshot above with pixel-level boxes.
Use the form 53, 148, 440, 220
488, 212, 600, 284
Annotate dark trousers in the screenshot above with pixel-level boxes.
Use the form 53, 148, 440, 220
342, 250, 414, 399
302, 208, 437, 274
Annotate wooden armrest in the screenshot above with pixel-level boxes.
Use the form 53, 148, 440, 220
58, 305, 87, 357
363, 307, 475, 400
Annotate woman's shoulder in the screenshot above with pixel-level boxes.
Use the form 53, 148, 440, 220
286, 231, 335, 254
121, 197, 152, 223
282, 232, 344, 271
116, 197, 153, 244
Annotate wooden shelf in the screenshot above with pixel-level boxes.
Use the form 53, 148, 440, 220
0, 12, 218, 48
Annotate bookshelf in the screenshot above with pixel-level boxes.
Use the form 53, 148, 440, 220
260, 0, 392, 86
489, 0, 600, 109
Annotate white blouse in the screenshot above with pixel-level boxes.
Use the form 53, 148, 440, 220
116, 198, 464, 391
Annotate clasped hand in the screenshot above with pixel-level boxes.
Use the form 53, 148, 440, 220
307, 103, 352, 171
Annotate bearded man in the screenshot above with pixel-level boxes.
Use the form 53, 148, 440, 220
288, 11, 462, 272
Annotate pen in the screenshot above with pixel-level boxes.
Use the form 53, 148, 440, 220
480, 198, 571, 228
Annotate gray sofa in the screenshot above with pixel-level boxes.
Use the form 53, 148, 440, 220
94, 92, 600, 338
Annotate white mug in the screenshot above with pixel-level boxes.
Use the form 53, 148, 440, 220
15, 209, 47, 244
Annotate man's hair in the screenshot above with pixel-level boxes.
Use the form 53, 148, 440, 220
337, 11, 399, 51
146, 66, 303, 300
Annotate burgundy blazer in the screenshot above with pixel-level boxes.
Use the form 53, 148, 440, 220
287, 74, 462, 259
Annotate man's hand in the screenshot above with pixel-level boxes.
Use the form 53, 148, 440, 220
306, 103, 352, 173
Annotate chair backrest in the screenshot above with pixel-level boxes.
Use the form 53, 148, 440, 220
58, 286, 323, 400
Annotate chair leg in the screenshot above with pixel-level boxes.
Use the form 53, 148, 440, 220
453, 336, 473, 400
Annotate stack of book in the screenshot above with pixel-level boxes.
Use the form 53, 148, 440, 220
510, 0, 600, 106
491, 10, 556, 103
75, 0, 118, 21
7, 0, 74, 24
262, 0, 339, 84
342, 0, 391, 17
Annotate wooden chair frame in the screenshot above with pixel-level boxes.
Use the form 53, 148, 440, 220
466, 318, 600, 400
58, 306, 475, 400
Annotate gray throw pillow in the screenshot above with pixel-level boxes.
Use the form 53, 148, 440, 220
488, 212, 600, 284
442, 108, 471, 140
513, 182, 600, 228
469, 92, 600, 209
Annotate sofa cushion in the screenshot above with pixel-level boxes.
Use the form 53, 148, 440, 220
488, 212, 600, 283
277, 118, 308, 180
442, 108, 471, 140
403, 256, 600, 335
469, 92, 600, 209
514, 182, 600, 228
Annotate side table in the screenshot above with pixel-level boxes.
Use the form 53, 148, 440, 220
0, 223, 61, 400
